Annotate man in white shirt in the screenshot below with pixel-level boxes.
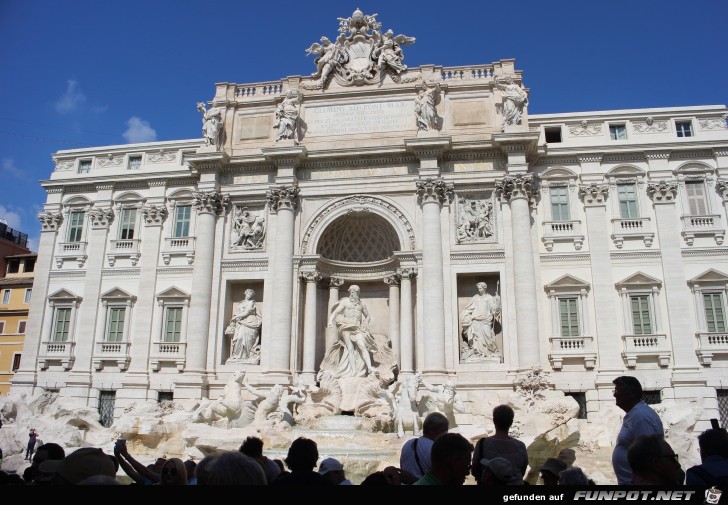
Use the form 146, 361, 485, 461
400, 412, 449, 479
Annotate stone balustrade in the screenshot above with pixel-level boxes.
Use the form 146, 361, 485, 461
621, 333, 670, 368
696, 331, 728, 366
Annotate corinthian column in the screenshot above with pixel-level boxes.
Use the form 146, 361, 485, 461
397, 267, 417, 375
264, 185, 299, 376
416, 178, 453, 374
186, 191, 227, 375
496, 174, 540, 367
300, 270, 321, 382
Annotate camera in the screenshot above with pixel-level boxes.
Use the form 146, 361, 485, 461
115, 438, 125, 446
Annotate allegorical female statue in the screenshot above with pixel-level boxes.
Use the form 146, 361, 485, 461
226, 289, 262, 363
460, 282, 501, 360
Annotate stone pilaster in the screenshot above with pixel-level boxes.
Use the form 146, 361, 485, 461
496, 174, 540, 368
384, 273, 401, 369
397, 267, 417, 375
300, 269, 321, 382
416, 178, 453, 375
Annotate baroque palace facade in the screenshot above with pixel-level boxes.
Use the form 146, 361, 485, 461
13, 11, 728, 427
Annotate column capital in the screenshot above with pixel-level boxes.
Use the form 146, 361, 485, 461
716, 179, 728, 201
397, 267, 418, 279
384, 273, 402, 286
416, 178, 453, 205
299, 270, 321, 283
496, 174, 537, 203
646, 179, 678, 204
38, 211, 63, 232
141, 204, 168, 226
88, 207, 114, 229
578, 183, 610, 206
266, 185, 299, 213
193, 191, 228, 215
326, 276, 345, 288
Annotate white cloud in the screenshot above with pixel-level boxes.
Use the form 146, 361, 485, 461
122, 117, 157, 143
26, 235, 39, 253
1, 158, 24, 179
55, 80, 86, 114
0, 205, 22, 230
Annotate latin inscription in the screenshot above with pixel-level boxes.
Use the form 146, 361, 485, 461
305, 101, 413, 136
300, 165, 411, 180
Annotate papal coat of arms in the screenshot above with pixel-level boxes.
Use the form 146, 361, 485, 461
303, 9, 417, 89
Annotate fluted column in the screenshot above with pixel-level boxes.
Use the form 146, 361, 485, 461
300, 270, 321, 381
397, 268, 416, 374
264, 186, 299, 376
186, 191, 226, 374
496, 174, 540, 367
384, 273, 401, 368
325, 277, 344, 352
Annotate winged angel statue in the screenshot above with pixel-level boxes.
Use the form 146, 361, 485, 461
303, 9, 417, 89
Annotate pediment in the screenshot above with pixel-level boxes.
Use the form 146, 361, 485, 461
541, 166, 577, 180
674, 161, 714, 176
688, 269, 728, 286
100, 287, 136, 301
606, 165, 645, 178
615, 272, 662, 289
156, 286, 190, 299
48, 288, 81, 301
545, 274, 590, 291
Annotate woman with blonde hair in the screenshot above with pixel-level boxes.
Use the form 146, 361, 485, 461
158, 457, 187, 486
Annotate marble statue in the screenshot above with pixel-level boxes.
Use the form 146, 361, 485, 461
232, 207, 266, 249
376, 29, 414, 74
192, 370, 245, 426
419, 378, 468, 428
390, 373, 422, 438
457, 199, 494, 242
294, 370, 342, 426
494, 76, 529, 130
243, 378, 285, 427
225, 289, 262, 364
196, 102, 224, 148
273, 90, 301, 143
460, 282, 501, 360
305, 36, 345, 85
415, 82, 441, 131
273, 384, 306, 429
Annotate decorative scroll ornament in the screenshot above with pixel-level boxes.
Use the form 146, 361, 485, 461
300, 270, 322, 283
633, 116, 668, 134
495, 174, 537, 203
327, 276, 345, 288
96, 154, 123, 168
88, 208, 114, 228
568, 120, 602, 137
578, 183, 610, 205
193, 191, 228, 215
302, 9, 417, 90
38, 211, 63, 231
416, 178, 454, 205
231, 206, 266, 249
141, 204, 168, 226
699, 115, 728, 130
397, 267, 418, 279
646, 180, 678, 203
383, 273, 401, 286
266, 186, 300, 212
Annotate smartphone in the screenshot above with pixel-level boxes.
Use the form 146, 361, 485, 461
710, 418, 720, 430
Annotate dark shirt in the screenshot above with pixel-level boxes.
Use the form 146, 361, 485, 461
28, 432, 38, 446
686, 456, 728, 486
271, 470, 333, 486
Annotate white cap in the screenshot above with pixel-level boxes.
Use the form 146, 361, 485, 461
318, 457, 344, 475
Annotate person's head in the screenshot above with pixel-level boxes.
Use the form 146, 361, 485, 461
558, 467, 590, 485
613, 376, 643, 412
285, 437, 319, 472
38, 447, 117, 485
195, 453, 220, 486
31, 443, 65, 468
319, 457, 346, 485
697, 428, 728, 462
429, 433, 474, 485
480, 457, 523, 485
477, 282, 487, 295
244, 289, 254, 300
422, 412, 449, 441
628, 435, 683, 485
557, 448, 576, 468
492, 404, 515, 432
360, 471, 391, 486
206, 451, 267, 485
159, 458, 187, 486
183, 460, 197, 483
240, 436, 264, 459
443, 381, 456, 397
539, 457, 568, 486
348, 285, 360, 300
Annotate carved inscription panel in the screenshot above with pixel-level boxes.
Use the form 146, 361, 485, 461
304, 101, 414, 136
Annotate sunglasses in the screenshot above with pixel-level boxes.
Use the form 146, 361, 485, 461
162, 468, 178, 476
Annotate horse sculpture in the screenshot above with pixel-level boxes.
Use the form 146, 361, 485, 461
192, 370, 246, 426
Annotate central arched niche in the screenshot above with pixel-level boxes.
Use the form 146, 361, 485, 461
316, 212, 400, 263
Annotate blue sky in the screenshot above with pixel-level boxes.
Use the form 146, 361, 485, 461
1, 0, 726, 252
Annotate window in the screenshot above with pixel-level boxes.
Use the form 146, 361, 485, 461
118, 208, 137, 240
106, 307, 126, 342
610, 124, 627, 140
173, 205, 191, 238
98, 391, 116, 428
565, 393, 587, 419
53, 307, 72, 341
18, 321, 26, 334
7, 260, 19, 274
559, 298, 580, 336
642, 391, 661, 405
0, 321, 4, 333
165, 307, 183, 342
128, 156, 142, 170
12, 353, 21, 372
78, 160, 91, 173
617, 183, 639, 218
545, 126, 562, 143
550, 186, 570, 221
704, 293, 726, 333
2, 290, 9, 304
24, 289, 32, 304
676, 121, 693, 138
67, 211, 85, 242
685, 180, 708, 216
158, 392, 174, 403
718, 390, 728, 430
24, 259, 35, 273
630, 295, 653, 335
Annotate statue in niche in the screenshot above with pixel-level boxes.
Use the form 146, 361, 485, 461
457, 199, 494, 242
196, 102, 224, 148
494, 75, 529, 130
419, 378, 468, 428
273, 90, 302, 143
225, 289, 262, 363
320, 285, 397, 381
415, 82, 441, 131
460, 282, 501, 361
232, 206, 266, 249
